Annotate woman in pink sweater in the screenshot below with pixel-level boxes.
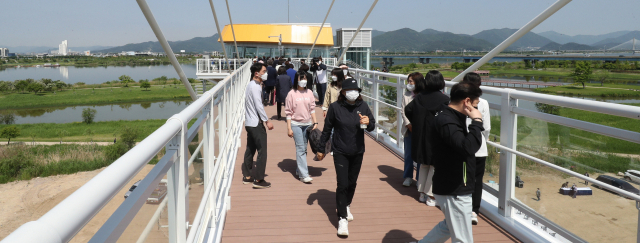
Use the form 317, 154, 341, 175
286, 70, 318, 183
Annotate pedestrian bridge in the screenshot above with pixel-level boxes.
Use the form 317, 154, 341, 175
5, 0, 640, 242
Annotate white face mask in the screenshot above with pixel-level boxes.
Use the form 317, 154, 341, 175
342, 69, 348, 76
406, 84, 415, 91
318, 61, 322, 65
331, 76, 338, 82
298, 80, 307, 88
260, 72, 268, 81
345, 90, 359, 102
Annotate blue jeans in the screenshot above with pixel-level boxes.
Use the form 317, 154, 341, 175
403, 131, 420, 180
291, 124, 310, 178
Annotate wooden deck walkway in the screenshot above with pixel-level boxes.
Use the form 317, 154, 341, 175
222, 105, 520, 242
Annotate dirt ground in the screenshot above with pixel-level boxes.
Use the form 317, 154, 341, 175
514, 172, 637, 242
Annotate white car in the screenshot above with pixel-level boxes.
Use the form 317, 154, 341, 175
624, 170, 640, 183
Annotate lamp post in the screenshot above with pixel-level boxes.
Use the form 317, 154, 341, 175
269, 34, 282, 56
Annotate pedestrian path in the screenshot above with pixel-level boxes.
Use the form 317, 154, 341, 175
222, 105, 520, 242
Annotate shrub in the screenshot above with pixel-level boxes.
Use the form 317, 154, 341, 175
104, 142, 128, 160
140, 81, 151, 91
119, 126, 140, 150
82, 108, 97, 124
0, 126, 20, 144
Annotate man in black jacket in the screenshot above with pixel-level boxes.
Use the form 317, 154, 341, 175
417, 82, 484, 243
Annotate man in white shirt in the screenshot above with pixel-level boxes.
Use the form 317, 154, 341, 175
462, 73, 491, 225
243, 63, 275, 189
312, 57, 328, 105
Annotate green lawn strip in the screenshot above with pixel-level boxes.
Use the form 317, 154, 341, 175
0, 119, 197, 143
534, 85, 640, 97
0, 85, 192, 109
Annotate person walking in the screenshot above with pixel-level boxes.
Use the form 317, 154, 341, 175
312, 57, 328, 105
584, 172, 589, 185
462, 72, 491, 225
417, 82, 484, 243
264, 60, 278, 106
275, 66, 292, 120
536, 188, 541, 201
316, 78, 375, 236
242, 63, 275, 189
287, 63, 297, 85
401, 72, 421, 187
286, 71, 318, 183
322, 68, 345, 117
405, 70, 450, 206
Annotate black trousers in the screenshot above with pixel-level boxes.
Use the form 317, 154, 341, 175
242, 123, 268, 181
317, 83, 327, 105
333, 152, 363, 219
263, 86, 275, 105
472, 157, 487, 214
276, 102, 283, 119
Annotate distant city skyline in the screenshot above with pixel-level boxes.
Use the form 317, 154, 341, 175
1, 0, 639, 47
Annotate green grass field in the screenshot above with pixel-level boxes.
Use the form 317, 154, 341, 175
0, 85, 193, 109
534, 85, 640, 97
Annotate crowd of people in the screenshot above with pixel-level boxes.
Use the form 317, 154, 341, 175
242, 57, 492, 241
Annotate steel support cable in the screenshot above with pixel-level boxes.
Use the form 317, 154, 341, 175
337, 0, 378, 64
306, 0, 335, 61
136, 0, 198, 101
450, 0, 573, 83
224, 0, 240, 59
208, 0, 228, 63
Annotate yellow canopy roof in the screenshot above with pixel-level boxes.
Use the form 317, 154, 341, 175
219, 24, 334, 46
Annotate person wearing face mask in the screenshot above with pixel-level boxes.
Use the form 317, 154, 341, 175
316, 78, 375, 236
312, 57, 328, 106
400, 72, 422, 188
322, 68, 345, 117
416, 82, 484, 243
242, 63, 275, 189
338, 63, 352, 79
405, 70, 450, 206
285, 71, 318, 183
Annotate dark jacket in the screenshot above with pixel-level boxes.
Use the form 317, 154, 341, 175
265, 66, 277, 86
319, 99, 375, 155
431, 105, 484, 196
275, 74, 292, 103
404, 91, 450, 165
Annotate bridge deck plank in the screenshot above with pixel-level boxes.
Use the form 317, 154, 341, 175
222, 105, 519, 243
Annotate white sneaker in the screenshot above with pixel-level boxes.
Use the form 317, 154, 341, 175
402, 177, 411, 187
300, 177, 313, 183
426, 196, 436, 207
337, 218, 349, 236
419, 193, 427, 203
471, 212, 478, 225
346, 205, 354, 221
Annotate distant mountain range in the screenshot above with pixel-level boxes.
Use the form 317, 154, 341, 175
95, 34, 222, 53
7, 28, 638, 54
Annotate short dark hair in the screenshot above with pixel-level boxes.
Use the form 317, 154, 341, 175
267, 59, 273, 65
293, 70, 313, 90
277, 66, 287, 75
450, 82, 483, 103
287, 63, 294, 69
407, 72, 425, 93
299, 64, 309, 72
250, 63, 266, 78
416, 70, 444, 93
330, 68, 345, 88
463, 72, 482, 86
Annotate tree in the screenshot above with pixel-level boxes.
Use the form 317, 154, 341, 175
14, 80, 29, 93
119, 126, 140, 150
41, 78, 53, 91
56, 130, 69, 144
85, 128, 95, 143
27, 82, 44, 94
54, 80, 66, 91
0, 113, 16, 124
140, 80, 151, 91
0, 81, 9, 92
595, 71, 610, 87
1, 126, 20, 145
570, 61, 592, 89
172, 78, 180, 88
451, 62, 460, 71
119, 75, 133, 87
82, 108, 97, 124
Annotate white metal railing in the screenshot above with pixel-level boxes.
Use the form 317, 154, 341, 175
327, 64, 640, 242
3, 61, 251, 243
196, 58, 249, 74
291, 57, 338, 67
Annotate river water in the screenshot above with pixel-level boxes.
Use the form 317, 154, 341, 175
0, 64, 198, 85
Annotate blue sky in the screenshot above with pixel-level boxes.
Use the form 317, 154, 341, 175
2, 0, 639, 47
